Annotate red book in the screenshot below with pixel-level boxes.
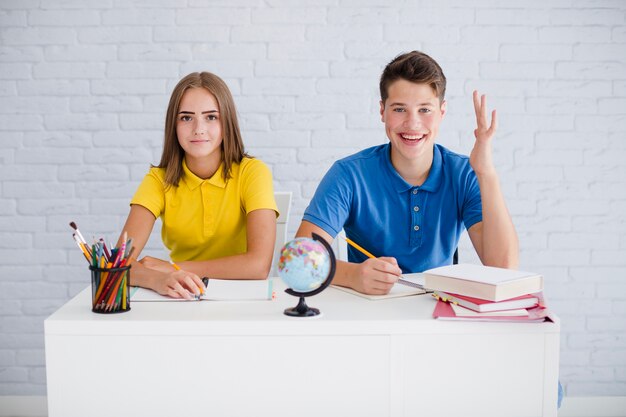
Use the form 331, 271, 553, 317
432, 291, 540, 313
432, 300, 552, 323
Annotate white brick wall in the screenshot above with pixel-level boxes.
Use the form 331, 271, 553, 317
0, 0, 624, 398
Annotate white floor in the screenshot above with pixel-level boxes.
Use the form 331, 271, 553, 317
558, 396, 626, 417
1, 395, 625, 417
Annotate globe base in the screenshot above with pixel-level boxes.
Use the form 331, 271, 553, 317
283, 297, 321, 317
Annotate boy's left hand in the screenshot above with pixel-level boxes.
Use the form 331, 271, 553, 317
470, 90, 498, 176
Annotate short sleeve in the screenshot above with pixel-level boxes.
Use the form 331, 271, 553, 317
461, 169, 483, 230
302, 161, 352, 238
240, 159, 279, 216
130, 168, 166, 218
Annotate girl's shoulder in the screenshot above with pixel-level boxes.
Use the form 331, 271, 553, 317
142, 166, 167, 186
237, 156, 271, 175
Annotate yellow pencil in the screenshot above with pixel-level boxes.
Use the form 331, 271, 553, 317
170, 260, 205, 296
341, 236, 417, 287
342, 236, 376, 259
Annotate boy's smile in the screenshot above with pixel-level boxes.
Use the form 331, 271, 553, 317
380, 79, 446, 172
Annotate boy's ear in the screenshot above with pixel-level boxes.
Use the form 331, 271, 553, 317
440, 99, 447, 118
379, 100, 385, 122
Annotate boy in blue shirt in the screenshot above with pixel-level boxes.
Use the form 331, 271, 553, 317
296, 50, 519, 295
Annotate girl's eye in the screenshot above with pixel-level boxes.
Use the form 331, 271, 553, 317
207, 115, 218, 121
180, 115, 192, 122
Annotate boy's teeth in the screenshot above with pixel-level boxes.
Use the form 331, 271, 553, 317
402, 134, 422, 140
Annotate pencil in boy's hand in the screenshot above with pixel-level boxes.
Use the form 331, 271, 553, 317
342, 236, 376, 259
342, 236, 409, 283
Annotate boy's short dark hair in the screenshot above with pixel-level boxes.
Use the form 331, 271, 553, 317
379, 50, 447, 104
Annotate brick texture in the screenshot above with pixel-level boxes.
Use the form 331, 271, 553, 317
0, 0, 625, 397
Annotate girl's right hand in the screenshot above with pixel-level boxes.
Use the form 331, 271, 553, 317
156, 270, 206, 300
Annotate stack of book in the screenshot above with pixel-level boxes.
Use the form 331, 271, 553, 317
424, 264, 553, 323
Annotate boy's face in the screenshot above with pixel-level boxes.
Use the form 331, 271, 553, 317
380, 79, 446, 164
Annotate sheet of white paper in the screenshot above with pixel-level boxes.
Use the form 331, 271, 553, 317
331, 273, 427, 300
130, 279, 271, 302
450, 303, 529, 317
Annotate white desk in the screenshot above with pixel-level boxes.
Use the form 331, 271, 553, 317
45, 279, 560, 417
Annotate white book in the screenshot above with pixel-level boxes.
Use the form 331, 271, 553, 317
450, 303, 529, 317
130, 278, 273, 302
424, 264, 543, 302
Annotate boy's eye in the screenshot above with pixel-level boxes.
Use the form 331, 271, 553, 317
393, 108, 405, 112
419, 108, 432, 113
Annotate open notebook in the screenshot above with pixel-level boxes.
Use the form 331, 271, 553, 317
331, 273, 429, 300
130, 278, 273, 302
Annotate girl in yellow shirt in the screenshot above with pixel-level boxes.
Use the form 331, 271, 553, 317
117, 72, 278, 299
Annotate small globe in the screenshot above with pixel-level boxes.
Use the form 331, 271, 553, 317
278, 237, 331, 293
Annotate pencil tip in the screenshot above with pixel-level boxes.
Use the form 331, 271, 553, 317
69, 221, 77, 229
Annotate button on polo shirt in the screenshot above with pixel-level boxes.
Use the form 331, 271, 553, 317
303, 143, 483, 272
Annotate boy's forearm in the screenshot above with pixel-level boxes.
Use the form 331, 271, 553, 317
476, 172, 519, 268
327, 260, 358, 288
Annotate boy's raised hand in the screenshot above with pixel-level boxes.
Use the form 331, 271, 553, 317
470, 90, 498, 176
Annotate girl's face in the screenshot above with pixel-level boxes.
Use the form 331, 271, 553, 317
176, 87, 223, 166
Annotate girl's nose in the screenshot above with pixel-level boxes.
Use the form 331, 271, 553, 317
193, 121, 206, 135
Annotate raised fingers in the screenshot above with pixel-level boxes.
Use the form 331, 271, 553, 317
473, 90, 482, 126
473, 90, 488, 129
489, 108, 498, 135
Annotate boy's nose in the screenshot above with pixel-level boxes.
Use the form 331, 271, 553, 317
405, 113, 422, 129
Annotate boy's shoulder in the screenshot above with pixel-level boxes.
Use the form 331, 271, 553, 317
436, 143, 469, 161
337, 144, 389, 166
436, 144, 472, 168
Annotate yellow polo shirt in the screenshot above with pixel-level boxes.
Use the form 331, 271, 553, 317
131, 157, 278, 262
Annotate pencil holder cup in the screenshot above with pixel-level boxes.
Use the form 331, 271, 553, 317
89, 265, 131, 314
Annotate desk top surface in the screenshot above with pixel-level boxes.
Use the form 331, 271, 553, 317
45, 278, 559, 336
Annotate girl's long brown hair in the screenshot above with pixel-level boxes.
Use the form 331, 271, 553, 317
157, 72, 247, 186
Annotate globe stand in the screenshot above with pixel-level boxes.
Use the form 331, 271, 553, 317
283, 233, 336, 318
283, 297, 320, 317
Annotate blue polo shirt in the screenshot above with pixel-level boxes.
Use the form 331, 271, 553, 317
303, 143, 482, 273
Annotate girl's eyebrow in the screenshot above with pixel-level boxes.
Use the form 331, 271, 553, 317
178, 110, 219, 114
